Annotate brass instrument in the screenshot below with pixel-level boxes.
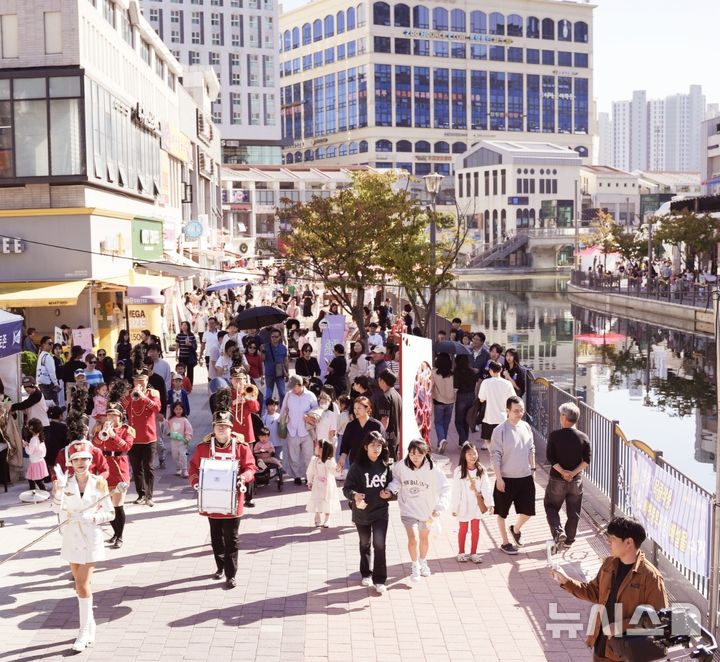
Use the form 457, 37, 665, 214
131, 389, 143, 401
244, 384, 259, 400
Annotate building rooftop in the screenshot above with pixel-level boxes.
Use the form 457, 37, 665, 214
221, 165, 376, 181
637, 171, 702, 187
582, 165, 634, 176
481, 140, 578, 155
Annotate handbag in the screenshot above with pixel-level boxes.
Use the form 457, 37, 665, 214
277, 413, 288, 439
469, 474, 489, 514
269, 343, 286, 379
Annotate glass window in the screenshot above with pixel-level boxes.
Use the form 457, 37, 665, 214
558, 19, 572, 41
527, 74, 540, 132
489, 12, 504, 35
434, 141, 449, 153
337, 43, 345, 59
489, 46, 504, 61
527, 16, 539, 39
542, 18, 554, 40
507, 14, 522, 36
558, 51, 572, 67
542, 76, 555, 133
44, 12, 62, 54
50, 99, 83, 175
339, 144, 347, 156
14, 78, 45, 99
451, 69, 466, 129
433, 68, 449, 129
558, 76, 572, 133
302, 23, 311, 45
433, 41, 448, 58
49, 76, 80, 97
470, 11, 486, 34
413, 5, 429, 29
0, 101, 12, 176
313, 18, 322, 41
373, 2, 390, 26
395, 65, 412, 127
451, 43, 465, 59
292, 27, 300, 48
452, 141, 466, 154
374, 36, 391, 53
508, 47, 522, 63
470, 44, 487, 60
324, 15, 334, 37
415, 163, 431, 175
15, 100, 48, 176
283, 30, 291, 51
574, 77, 589, 134
376, 139, 392, 152
395, 38, 410, 54
574, 21, 588, 43
337, 10, 345, 33
574, 52, 588, 68
490, 72, 505, 130
347, 6, 356, 29
470, 70, 487, 130
542, 50, 554, 65
397, 140, 412, 152
358, 3, 366, 27
347, 40, 356, 57
450, 9, 465, 32
414, 39, 429, 56
314, 51, 323, 67
508, 73, 523, 131
414, 67, 430, 128
1, 15, 18, 58
325, 47, 334, 63
527, 48, 539, 64
394, 4, 410, 27
0, 80, 8, 99
415, 140, 430, 153
374, 64, 392, 127
432, 8, 448, 30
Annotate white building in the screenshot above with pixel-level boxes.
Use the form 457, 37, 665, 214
141, 0, 283, 164
701, 116, 720, 196
580, 166, 640, 226
630, 90, 647, 171
647, 98, 665, 171
0, 0, 221, 349
278, 0, 594, 175
596, 111, 612, 166
612, 100, 631, 171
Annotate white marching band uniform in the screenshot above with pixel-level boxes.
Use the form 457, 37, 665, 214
51, 473, 115, 564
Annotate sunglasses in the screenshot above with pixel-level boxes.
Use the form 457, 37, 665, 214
88, 360, 97, 364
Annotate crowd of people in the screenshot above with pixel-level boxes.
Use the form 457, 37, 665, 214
1, 268, 672, 659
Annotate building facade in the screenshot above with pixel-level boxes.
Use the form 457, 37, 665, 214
140, 0, 283, 164
701, 116, 720, 196
611, 100, 630, 171
0, 0, 221, 349
279, 0, 594, 175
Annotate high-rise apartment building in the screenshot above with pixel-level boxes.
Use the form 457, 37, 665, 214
596, 111, 612, 166
629, 90, 647, 171
612, 100, 630, 171
278, 0, 594, 175
141, 0, 283, 163
647, 98, 665, 171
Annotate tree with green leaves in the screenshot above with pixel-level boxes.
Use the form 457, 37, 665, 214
652, 210, 720, 272
591, 211, 648, 265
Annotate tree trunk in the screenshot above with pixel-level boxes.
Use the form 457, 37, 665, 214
353, 286, 367, 341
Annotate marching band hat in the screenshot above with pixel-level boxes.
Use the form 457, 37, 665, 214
133, 366, 149, 378
68, 440, 93, 460
106, 402, 125, 416
230, 366, 247, 379
212, 410, 234, 427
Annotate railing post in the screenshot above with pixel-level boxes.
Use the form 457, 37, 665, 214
652, 451, 664, 566
547, 380, 556, 440
610, 421, 620, 519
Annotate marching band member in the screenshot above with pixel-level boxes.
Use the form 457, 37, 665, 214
188, 388, 256, 589
92, 381, 135, 549
51, 402, 115, 653
122, 352, 161, 507
229, 366, 260, 445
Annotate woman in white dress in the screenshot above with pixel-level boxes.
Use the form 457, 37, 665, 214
51, 439, 115, 652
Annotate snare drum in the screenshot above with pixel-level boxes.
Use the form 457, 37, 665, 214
198, 456, 239, 515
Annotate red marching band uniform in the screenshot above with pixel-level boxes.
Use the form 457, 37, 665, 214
230, 385, 260, 444
56, 445, 109, 480
122, 390, 161, 444
91, 425, 135, 487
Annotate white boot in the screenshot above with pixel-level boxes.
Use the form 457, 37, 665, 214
71, 596, 94, 652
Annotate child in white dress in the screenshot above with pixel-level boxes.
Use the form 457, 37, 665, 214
306, 439, 340, 527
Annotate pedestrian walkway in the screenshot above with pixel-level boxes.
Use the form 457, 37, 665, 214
0, 370, 607, 661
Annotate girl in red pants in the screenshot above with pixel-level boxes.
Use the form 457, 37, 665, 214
451, 442, 494, 563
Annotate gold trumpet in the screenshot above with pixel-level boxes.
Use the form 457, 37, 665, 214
244, 384, 259, 400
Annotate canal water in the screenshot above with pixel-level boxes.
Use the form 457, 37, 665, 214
438, 276, 717, 492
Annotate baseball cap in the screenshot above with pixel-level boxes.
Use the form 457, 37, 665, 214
74, 368, 87, 378
47, 405, 66, 418
21, 376, 36, 386
371, 346, 386, 354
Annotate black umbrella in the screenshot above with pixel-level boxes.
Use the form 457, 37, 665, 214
433, 340, 472, 356
233, 305, 289, 331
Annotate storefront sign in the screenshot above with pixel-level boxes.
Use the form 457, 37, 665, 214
222, 189, 249, 204
72, 328, 93, 353
0, 318, 22, 359
132, 103, 161, 136
0, 237, 25, 253
183, 220, 204, 239
132, 219, 164, 260
415, 155, 453, 162
402, 29, 513, 45
229, 204, 251, 211
126, 304, 153, 344
161, 124, 192, 163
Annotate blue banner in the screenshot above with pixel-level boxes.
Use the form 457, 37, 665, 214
631, 450, 711, 577
319, 315, 346, 379
0, 318, 22, 359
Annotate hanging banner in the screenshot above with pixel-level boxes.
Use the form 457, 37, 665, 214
0, 318, 22, 360
319, 315, 345, 379
71, 328, 93, 353
399, 334, 433, 458
630, 450, 712, 578
54, 327, 64, 345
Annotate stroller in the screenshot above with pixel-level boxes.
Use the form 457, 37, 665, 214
249, 413, 284, 492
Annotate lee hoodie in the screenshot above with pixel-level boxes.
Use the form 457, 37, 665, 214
387, 459, 451, 521
343, 458, 392, 525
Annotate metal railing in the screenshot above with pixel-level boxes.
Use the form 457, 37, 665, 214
527, 376, 714, 600
571, 269, 714, 309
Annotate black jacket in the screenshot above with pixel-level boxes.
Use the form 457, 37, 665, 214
343, 459, 392, 525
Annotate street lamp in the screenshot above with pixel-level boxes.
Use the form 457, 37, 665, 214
424, 172, 444, 341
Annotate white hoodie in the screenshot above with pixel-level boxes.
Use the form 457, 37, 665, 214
451, 466, 494, 522
388, 459, 451, 521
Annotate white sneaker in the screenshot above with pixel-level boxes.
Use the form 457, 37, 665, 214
360, 576, 373, 587
469, 554, 483, 564
410, 563, 422, 582
456, 553, 469, 562
374, 583, 387, 594
438, 440, 447, 455
419, 560, 432, 577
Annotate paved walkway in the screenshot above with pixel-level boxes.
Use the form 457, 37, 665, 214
0, 369, 607, 661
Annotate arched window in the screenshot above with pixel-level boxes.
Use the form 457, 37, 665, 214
357, 3, 365, 26
283, 30, 291, 51
432, 7, 448, 30
501, 209, 507, 236
415, 140, 430, 153
450, 9, 465, 32
452, 141, 467, 154
542, 18, 554, 40
558, 19, 571, 41
470, 10, 486, 33
507, 14, 522, 36
285, 153, 294, 164
313, 19, 322, 41
339, 144, 348, 156
397, 140, 412, 152
324, 15, 334, 37
302, 23, 311, 45
373, 2, 390, 26
304, 149, 314, 161
376, 139, 393, 152
529, 208, 536, 227
315, 147, 325, 160
347, 6, 356, 29
435, 164, 450, 175
574, 21, 588, 43
326, 146, 337, 158
413, 5, 429, 28
526, 16, 539, 39
292, 27, 300, 48
574, 146, 589, 157
516, 208, 523, 227
359, 140, 368, 153
349, 142, 359, 154
434, 141, 449, 153
294, 151, 302, 162
336, 10, 345, 33
394, 3, 410, 27
489, 12, 504, 35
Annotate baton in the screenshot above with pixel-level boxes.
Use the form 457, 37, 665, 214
0, 482, 129, 568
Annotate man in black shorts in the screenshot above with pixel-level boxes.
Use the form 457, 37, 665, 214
490, 396, 536, 554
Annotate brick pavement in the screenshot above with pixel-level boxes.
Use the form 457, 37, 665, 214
0, 368, 606, 661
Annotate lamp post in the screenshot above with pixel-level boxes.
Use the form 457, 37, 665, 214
423, 172, 444, 341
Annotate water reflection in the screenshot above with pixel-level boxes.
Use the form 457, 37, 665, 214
438, 277, 717, 491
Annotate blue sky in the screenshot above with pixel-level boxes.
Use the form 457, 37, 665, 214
279, 0, 720, 112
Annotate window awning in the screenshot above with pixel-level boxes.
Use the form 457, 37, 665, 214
0, 280, 89, 307
100, 273, 177, 290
